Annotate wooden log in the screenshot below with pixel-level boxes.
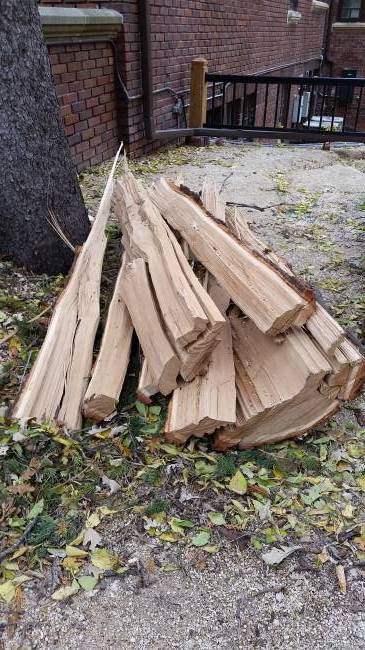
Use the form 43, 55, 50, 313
13, 144, 123, 429
137, 358, 157, 405
214, 310, 337, 450
165, 277, 236, 443
114, 173, 225, 381
225, 204, 315, 326
149, 178, 314, 336
337, 338, 365, 400
120, 257, 180, 396
82, 257, 133, 422
306, 303, 344, 355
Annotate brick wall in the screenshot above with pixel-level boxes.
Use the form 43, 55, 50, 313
48, 41, 119, 169
40, 1, 328, 166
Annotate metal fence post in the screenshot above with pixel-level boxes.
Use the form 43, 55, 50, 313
189, 58, 208, 128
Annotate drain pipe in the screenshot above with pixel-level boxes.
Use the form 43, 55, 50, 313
138, 0, 155, 140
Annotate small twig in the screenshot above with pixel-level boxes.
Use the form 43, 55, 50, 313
17, 351, 32, 394
0, 305, 51, 348
0, 517, 38, 563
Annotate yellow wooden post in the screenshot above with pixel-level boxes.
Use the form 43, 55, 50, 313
189, 58, 208, 128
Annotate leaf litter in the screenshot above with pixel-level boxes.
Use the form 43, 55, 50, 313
1, 144, 365, 607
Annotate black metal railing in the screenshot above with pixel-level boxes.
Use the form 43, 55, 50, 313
204, 73, 365, 140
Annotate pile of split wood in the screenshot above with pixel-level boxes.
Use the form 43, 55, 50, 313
13, 146, 365, 450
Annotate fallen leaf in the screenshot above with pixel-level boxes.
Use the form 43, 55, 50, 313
357, 476, 365, 491
159, 532, 179, 543
78, 575, 98, 592
191, 531, 211, 547
65, 545, 88, 558
86, 512, 101, 529
51, 580, 80, 601
336, 565, 347, 594
208, 512, 226, 526
101, 475, 120, 495
262, 545, 301, 566
8, 483, 35, 496
26, 499, 44, 520
90, 548, 118, 571
0, 581, 16, 603
203, 545, 220, 554
169, 518, 194, 534
228, 470, 247, 495
83, 528, 102, 552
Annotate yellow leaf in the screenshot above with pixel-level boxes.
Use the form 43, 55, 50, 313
65, 545, 88, 558
0, 581, 16, 603
357, 476, 365, 491
341, 503, 354, 519
90, 548, 118, 570
159, 532, 179, 543
228, 470, 247, 495
10, 546, 28, 560
52, 581, 80, 601
69, 530, 85, 546
62, 557, 83, 573
9, 336, 21, 356
86, 512, 101, 529
273, 466, 284, 480
98, 506, 118, 516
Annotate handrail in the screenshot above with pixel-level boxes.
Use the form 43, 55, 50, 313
205, 73, 365, 86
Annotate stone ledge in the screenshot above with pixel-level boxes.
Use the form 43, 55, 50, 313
332, 21, 365, 30
39, 7, 123, 43
312, 1, 329, 13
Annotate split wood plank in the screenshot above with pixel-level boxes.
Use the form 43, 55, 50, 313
137, 358, 158, 405
114, 172, 225, 381
165, 276, 236, 443
82, 257, 133, 422
214, 310, 337, 450
120, 256, 180, 396
13, 144, 123, 429
337, 338, 365, 400
200, 183, 315, 327
306, 303, 345, 355
149, 178, 314, 336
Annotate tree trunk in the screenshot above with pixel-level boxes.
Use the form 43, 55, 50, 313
0, 0, 90, 274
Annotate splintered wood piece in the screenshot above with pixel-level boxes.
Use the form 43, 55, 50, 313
114, 174, 225, 380
225, 205, 293, 276
165, 229, 225, 380
214, 311, 336, 450
115, 174, 207, 347
137, 358, 158, 404
306, 303, 345, 355
201, 179, 226, 222
149, 178, 313, 336
165, 277, 236, 443
337, 338, 365, 400
82, 257, 133, 422
120, 257, 180, 396
13, 144, 123, 430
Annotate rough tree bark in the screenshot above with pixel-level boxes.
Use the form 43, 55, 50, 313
0, 0, 90, 274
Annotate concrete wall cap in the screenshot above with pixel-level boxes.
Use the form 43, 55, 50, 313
312, 1, 329, 12
39, 7, 123, 26
39, 7, 123, 43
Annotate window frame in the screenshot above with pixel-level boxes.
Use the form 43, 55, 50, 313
339, 0, 365, 22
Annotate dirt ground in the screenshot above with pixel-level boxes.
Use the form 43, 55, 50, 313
1, 142, 365, 649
